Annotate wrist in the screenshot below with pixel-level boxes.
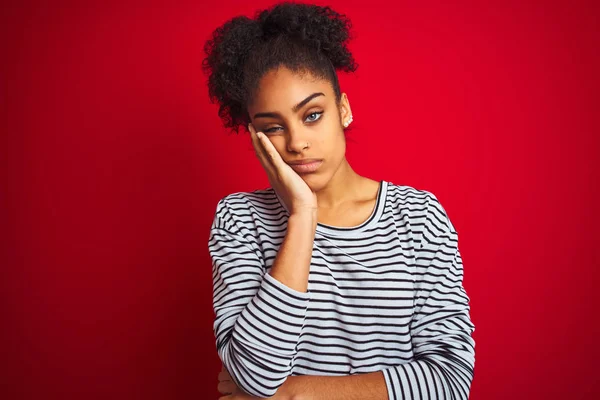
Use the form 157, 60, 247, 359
288, 212, 318, 234
289, 208, 318, 224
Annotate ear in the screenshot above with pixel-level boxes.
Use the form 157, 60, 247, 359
339, 92, 352, 123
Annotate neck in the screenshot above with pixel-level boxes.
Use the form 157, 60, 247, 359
315, 158, 363, 209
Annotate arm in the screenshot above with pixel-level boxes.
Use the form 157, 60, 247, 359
378, 194, 476, 399
219, 364, 388, 400
280, 371, 387, 400
210, 198, 315, 398
379, 238, 475, 399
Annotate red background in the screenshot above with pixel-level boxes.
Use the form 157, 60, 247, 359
2, 0, 599, 399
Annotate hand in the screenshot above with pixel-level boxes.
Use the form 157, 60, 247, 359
249, 123, 318, 215
218, 388, 274, 400
218, 365, 237, 396
218, 365, 281, 400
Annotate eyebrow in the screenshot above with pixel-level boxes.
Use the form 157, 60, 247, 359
253, 92, 325, 119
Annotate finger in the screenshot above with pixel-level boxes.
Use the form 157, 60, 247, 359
217, 380, 237, 395
218, 369, 232, 381
248, 124, 276, 175
248, 123, 267, 163
249, 124, 270, 163
253, 128, 285, 172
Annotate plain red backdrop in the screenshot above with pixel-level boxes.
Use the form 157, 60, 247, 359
2, 0, 599, 399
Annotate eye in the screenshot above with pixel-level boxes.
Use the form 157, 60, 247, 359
262, 111, 323, 134
265, 127, 280, 133
305, 111, 323, 123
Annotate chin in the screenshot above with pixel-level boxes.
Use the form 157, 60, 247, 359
301, 173, 329, 192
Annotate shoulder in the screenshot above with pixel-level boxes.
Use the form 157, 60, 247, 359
385, 180, 457, 242
211, 187, 283, 234
217, 187, 279, 213
385, 180, 434, 204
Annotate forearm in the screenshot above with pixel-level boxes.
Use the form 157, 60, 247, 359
212, 211, 316, 398
280, 371, 388, 400
269, 210, 317, 292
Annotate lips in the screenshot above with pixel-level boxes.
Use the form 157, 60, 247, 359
287, 159, 323, 174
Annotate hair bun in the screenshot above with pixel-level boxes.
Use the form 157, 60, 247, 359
256, 2, 355, 71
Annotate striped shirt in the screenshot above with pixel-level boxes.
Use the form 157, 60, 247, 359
208, 180, 476, 399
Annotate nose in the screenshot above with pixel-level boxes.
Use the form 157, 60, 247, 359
285, 125, 311, 154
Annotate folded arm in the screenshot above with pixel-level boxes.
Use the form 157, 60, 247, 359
285, 194, 476, 400
210, 198, 314, 398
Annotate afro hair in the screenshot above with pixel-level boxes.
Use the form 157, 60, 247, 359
202, 1, 358, 134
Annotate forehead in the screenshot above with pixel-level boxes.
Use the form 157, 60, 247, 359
249, 67, 333, 112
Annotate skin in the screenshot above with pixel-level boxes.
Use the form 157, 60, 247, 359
247, 65, 381, 226
217, 66, 388, 400
218, 364, 387, 400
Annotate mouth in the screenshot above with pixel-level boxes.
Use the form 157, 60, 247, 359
287, 159, 323, 174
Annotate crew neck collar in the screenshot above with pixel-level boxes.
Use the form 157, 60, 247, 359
316, 180, 387, 237
273, 180, 388, 238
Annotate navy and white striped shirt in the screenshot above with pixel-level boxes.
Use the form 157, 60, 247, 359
208, 180, 476, 399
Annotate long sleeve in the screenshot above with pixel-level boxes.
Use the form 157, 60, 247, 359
382, 194, 476, 399
208, 198, 311, 398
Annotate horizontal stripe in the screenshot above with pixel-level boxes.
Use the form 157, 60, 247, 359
209, 180, 475, 398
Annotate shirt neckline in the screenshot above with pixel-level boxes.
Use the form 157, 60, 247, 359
316, 180, 387, 237
273, 180, 388, 237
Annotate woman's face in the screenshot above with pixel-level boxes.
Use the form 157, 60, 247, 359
247, 66, 352, 192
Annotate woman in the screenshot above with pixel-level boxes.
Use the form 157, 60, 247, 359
204, 2, 475, 399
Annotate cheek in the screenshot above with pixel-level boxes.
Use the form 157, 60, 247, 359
319, 122, 344, 148
322, 134, 346, 160
267, 137, 286, 153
